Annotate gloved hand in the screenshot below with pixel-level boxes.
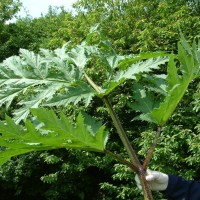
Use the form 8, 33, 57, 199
135, 169, 169, 191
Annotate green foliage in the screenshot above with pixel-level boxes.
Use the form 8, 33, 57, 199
40, 153, 62, 164
100, 163, 144, 200
100, 56, 168, 97
0, 0, 21, 22
0, 109, 108, 165
0, 29, 169, 123
0, 45, 95, 123
0, 150, 111, 199
193, 82, 200, 112
0, 0, 199, 199
0, 25, 199, 199
130, 37, 200, 125
0, 7, 72, 62
0, 1, 22, 61
76, 0, 200, 53
41, 172, 59, 184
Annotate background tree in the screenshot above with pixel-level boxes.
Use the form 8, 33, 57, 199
0, 0, 22, 61
0, 0, 21, 22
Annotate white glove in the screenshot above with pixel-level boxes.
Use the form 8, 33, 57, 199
135, 169, 169, 191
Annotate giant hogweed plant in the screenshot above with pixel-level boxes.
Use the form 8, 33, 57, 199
0, 29, 199, 199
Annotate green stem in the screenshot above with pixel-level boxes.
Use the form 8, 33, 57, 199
103, 96, 153, 200
103, 98, 153, 200
84, 73, 140, 166
103, 97, 141, 167
84, 73, 101, 93
84, 73, 153, 200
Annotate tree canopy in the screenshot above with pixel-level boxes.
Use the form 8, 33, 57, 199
0, 0, 21, 22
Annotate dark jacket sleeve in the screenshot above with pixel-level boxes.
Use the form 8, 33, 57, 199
163, 174, 200, 200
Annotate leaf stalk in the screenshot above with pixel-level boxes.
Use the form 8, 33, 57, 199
104, 149, 138, 172
143, 126, 161, 169
84, 73, 101, 93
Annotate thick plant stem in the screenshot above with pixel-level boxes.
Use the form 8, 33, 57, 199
103, 97, 141, 167
84, 73, 153, 200
143, 126, 161, 170
106, 150, 153, 199
85, 73, 140, 166
140, 170, 154, 200
103, 98, 153, 200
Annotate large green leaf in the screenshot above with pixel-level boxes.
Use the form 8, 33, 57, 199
149, 38, 200, 125
118, 52, 170, 70
129, 83, 159, 114
100, 56, 168, 96
0, 45, 88, 123
131, 37, 200, 125
0, 109, 108, 165
45, 81, 95, 107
